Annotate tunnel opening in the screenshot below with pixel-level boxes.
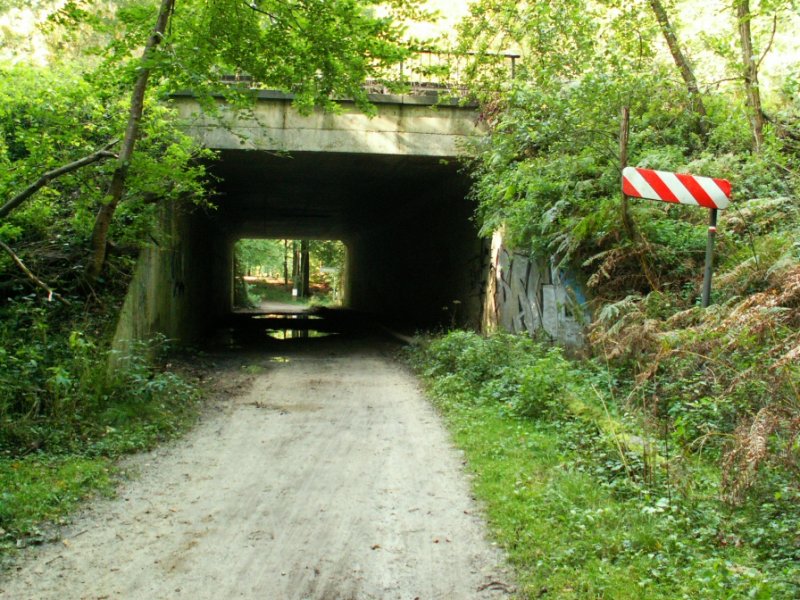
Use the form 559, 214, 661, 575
233, 238, 346, 310
226, 237, 348, 344
116, 149, 487, 348
113, 97, 489, 349
193, 149, 486, 339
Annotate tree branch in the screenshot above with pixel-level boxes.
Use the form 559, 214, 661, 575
0, 140, 119, 220
755, 14, 778, 73
704, 76, 744, 89
242, 0, 280, 23
0, 240, 69, 304
241, 0, 302, 30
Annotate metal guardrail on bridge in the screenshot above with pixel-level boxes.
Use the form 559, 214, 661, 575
220, 50, 520, 97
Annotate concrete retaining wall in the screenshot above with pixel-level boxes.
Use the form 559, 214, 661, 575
112, 203, 223, 354
482, 230, 588, 346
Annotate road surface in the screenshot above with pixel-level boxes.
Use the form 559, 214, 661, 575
0, 335, 512, 599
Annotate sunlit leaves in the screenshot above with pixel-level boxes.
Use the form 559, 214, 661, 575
0, 62, 210, 248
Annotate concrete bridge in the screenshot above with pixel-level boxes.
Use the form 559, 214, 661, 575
114, 91, 487, 345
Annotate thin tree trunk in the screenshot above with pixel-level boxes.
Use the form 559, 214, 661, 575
283, 239, 289, 286
619, 106, 660, 291
87, 0, 175, 279
619, 107, 636, 241
648, 0, 708, 139
736, 0, 766, 150
300, 240, 310, 299
291, 240, 299, 293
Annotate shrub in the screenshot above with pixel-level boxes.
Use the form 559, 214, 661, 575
414, 330, 585, 420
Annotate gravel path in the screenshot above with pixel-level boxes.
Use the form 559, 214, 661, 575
0, 337, 513, 600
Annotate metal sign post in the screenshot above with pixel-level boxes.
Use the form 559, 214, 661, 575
621, 167, 732, 307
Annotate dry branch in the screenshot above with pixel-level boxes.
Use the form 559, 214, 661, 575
0, 240, 69, 304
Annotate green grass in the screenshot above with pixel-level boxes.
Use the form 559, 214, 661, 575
437, 403, 785, 599
247, 280, 337, 306
248, 281, 306, 304
410, 332, 799, 599
0, 456, 113, 548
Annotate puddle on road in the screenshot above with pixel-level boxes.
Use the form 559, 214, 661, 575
253, 313, 323, 320
264, 329, 334, 340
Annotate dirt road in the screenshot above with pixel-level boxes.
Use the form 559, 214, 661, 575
0, 336, 512, 599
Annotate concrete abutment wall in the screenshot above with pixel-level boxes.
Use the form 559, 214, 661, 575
113, 202, 226, 352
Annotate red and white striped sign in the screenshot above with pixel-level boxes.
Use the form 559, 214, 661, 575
622, 167, 731, 210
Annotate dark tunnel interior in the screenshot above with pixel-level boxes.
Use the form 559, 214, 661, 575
184, 149, 486, 336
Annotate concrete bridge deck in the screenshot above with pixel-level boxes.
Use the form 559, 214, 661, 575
172, 90, 481, 157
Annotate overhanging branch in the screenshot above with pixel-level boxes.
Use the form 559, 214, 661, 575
0, 140, 119, 220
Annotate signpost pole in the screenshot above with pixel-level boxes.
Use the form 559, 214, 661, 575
701, 208, 718, 308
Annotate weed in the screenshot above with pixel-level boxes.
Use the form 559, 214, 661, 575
0, 297, 201, 551
410, 331, 800, 598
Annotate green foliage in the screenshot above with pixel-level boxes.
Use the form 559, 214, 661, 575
309, 240, 346, 272
60, 0, 431, 115
0, 60, 211, 302
0, 302, 200, 457
459, 0, 799, 301
0, 294, 200, 548
411, 330, 598, 420
410, 331, 800, 598
235, 239, 286, 277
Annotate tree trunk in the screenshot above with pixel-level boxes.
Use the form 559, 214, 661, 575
736, 0, 766, 150
619, 106, 660, 292
648, 0, 708, 140
283, 239, 289, 286
619, 107, 636, 242
300, 240, 310, 299
291, 240, 299, 291
87, 0, 175, 279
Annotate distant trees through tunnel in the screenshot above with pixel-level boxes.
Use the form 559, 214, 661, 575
233, 239, 346, 309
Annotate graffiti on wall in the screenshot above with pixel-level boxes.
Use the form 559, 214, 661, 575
483, 231, 587, 346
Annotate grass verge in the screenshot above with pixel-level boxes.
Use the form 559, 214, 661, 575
0, 340, 202, 556
408, 331, 799, 599
0, 456, 114, 550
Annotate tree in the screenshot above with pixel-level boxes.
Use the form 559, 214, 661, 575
62, 0, 428, 278
735, 0, 767, 150
647, 0, 708, 139
87, 0, 175, 279
0, 61, 209, 299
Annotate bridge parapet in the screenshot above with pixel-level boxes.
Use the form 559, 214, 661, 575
220, 50, 519, 98
174, 90, 483, 157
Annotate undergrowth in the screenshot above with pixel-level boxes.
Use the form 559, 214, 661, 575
0, 297, 201, 553
409, 331, 800, 599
